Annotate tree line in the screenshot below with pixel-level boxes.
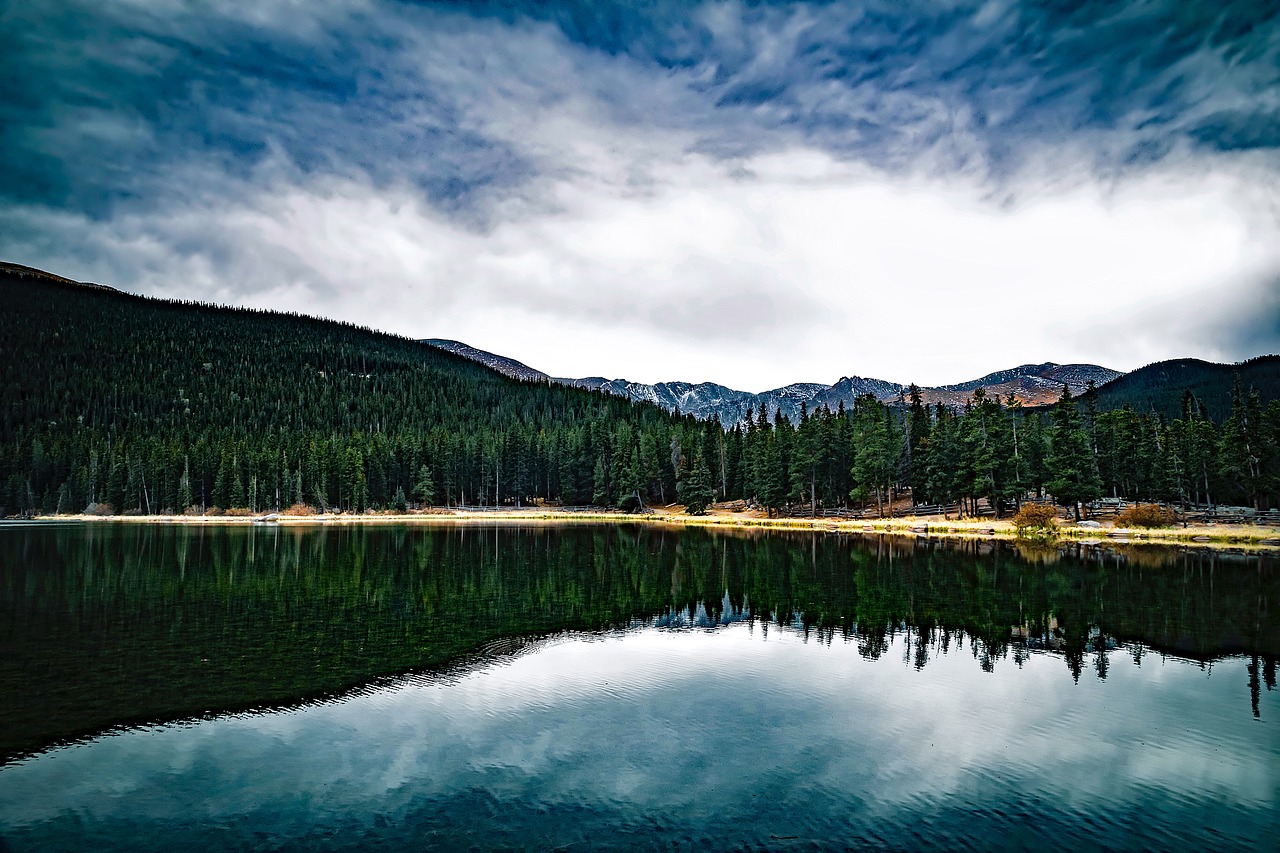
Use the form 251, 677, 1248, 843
719, 378, 1280, 517
2, 273, 1277, 517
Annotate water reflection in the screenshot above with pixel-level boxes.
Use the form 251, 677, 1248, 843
0, 524, 1275, 762
0, 625, 1276, 851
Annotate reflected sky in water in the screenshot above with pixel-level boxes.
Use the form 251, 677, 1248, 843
2, 621, 1276, 851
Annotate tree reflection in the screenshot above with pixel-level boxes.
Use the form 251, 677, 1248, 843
0, 524, 1276, 760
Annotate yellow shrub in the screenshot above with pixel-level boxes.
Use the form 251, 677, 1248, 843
1115, 503, 1175, 528
1013, 503, 1059, 538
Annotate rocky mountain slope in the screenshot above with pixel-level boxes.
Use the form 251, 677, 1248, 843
422, 339, 551, 383
922, 363, 1123, 408
421, 340, 1123, 424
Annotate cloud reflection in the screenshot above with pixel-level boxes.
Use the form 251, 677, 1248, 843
0, 624, 1274, 848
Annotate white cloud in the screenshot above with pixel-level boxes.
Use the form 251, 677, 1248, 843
11, 140, 1276, 390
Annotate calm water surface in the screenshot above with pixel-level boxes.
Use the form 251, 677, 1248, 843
0, 523, 1276, 850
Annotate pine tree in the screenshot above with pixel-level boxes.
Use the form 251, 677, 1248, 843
413, 463, 434, 507
1046, 388, 1102, 520
210, 451, 229, 510
679, 450, 716, 515
229, 454, 245, 509
903, 384, 931, 504
790, 404, 826, 516
757, 432, 788, 517
592, 454, 611, 506
178, 456, 193, 511
1003, 396, 1029, 508
1219, 375, 1263, 508
618, 444, 645, 512
1261, 401, 1280, 508
850, 395, 900, 517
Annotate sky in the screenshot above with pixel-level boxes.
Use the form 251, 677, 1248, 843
3, 0, 1279, 391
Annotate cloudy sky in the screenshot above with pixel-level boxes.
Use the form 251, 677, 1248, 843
4, 1, 1279, 390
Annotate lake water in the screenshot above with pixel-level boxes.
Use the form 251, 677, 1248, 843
0, 523, 1276, 850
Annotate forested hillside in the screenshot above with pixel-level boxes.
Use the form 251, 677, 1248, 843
1095, 356, 1280, 421
0, 272, 705, 515
3, 269, 1278, 518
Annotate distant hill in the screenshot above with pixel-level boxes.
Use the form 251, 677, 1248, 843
422, 340, 1122, 424
1094, 356, 1280, 420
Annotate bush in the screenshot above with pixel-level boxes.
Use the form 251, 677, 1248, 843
84, 502, 114, 516
1013, 503, 1059, 538
1115, 503, 1175, 528
281, 502, 317, 516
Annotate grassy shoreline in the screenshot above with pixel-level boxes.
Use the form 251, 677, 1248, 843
12, 509, 1280, 549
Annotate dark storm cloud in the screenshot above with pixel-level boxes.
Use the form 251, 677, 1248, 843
5, 0, 1278, 222
1212, 276, 1280, 359
0, 1, 537, 220
447, 0, 1280, 171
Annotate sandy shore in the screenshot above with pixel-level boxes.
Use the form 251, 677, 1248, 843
12, 506, 1280, 549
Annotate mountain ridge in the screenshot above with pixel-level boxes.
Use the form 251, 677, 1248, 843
0, 260, 119, 294
421, 339, 1123, 424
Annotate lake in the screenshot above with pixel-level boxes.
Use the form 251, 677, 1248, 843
0, 523, 1276, 850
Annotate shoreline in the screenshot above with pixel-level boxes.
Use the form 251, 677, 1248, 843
9, 509, 1280, 550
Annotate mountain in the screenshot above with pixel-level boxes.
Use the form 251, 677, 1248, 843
421, 340, 1122, 424
565, 379, 757, 419
0, 267, 694, 515
1094, 355, 1280, 421
920, 363, 1124, 408
938, 362, 1062, 393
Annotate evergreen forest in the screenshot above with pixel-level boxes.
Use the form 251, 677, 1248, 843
1094, 355, 1280, 421
2, 271, 1279, 517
